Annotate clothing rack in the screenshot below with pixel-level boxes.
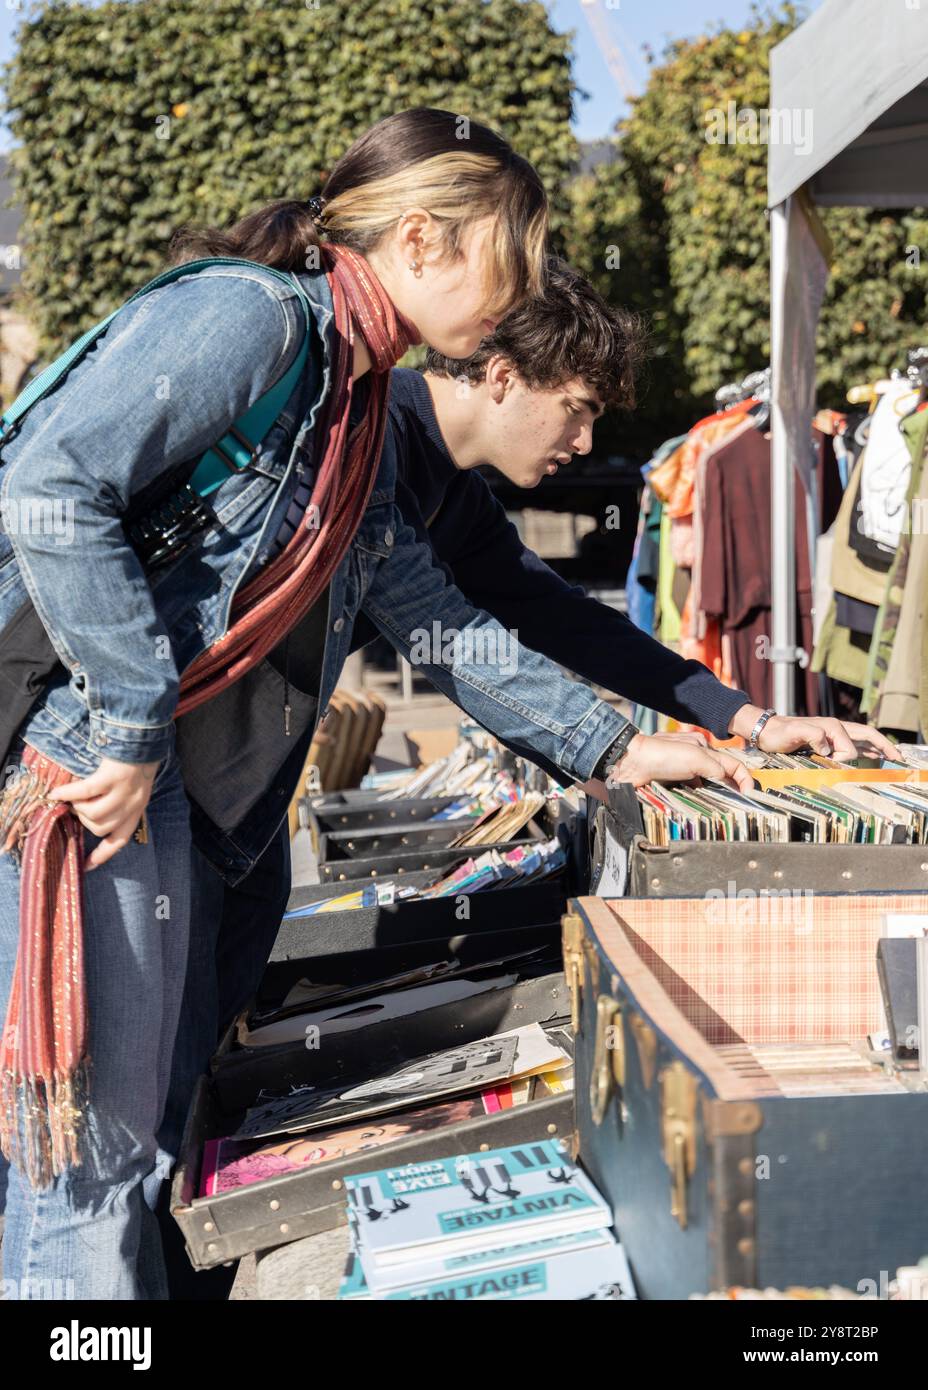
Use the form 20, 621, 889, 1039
714, 366, 771, 411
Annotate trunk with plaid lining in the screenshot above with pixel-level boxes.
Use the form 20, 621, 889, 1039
566, 893, 928, 1298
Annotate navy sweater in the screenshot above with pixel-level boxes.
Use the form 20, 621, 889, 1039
350, 368, 751, 743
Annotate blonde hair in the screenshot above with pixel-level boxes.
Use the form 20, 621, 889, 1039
321, 150, 547, 319
168, 108, 548, 321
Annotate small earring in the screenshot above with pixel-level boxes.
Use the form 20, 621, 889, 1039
409, 258, 423, 278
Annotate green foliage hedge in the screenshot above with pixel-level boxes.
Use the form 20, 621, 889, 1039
4, 0, 577, 358
563, 3, 928, 451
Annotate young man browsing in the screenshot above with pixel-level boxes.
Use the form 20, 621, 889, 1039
368, 257, 888, 779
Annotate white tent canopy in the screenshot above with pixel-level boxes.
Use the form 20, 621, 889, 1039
768, 0, 928, 711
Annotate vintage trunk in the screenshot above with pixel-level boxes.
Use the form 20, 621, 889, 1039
566, 894, 928, 1298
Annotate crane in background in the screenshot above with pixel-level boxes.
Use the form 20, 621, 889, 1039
579, 0, 640, 108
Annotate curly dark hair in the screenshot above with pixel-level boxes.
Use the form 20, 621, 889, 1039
424, 255, 648, 411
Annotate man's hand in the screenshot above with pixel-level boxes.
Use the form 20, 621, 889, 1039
728, 705, 898, 761
47, 756, 160, 870
581, 731, 711, 802
605, 732, 756, 793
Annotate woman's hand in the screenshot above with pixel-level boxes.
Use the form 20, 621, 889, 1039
606, 732, 756, 793
729, 705, 898, 761
46, 756, 161, 870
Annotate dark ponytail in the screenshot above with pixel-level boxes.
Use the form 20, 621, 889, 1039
166, 197, 324, 273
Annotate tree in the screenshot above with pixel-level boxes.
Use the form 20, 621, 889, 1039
4, 0, 578, 358
563, 2, 928, 452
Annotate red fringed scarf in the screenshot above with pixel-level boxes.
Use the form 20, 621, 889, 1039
0, 244, 418, 1186
0, 746, 86, 1184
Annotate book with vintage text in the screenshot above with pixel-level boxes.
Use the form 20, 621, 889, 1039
344, 1139, 610, 1267
381, 1237, 636, 1301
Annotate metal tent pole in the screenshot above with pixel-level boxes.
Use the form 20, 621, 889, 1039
770, 198, 797, 715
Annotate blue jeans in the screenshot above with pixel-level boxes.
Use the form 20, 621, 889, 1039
157, 823, 291, 1166
154, 823, 291, 1300
0, 742, 192, 1300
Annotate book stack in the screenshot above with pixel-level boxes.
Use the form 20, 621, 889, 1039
338, 1138, 635, 1301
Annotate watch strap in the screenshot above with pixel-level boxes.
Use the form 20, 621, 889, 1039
593, 722, 639, 781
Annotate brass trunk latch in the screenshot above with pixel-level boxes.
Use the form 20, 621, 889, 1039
660, 1061, 699, 1229
590, 995, 625, 1127
561, 912, 586, 1034
629, 1012, 658, 1090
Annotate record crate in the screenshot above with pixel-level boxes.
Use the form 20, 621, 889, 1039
590, 783, 928, 898
171, 943, 573, 1268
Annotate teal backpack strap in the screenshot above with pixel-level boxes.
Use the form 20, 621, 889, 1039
0, 257, 314, 500
189, 308, 311, 498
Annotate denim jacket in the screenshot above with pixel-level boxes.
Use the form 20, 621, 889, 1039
0, 260, 629, 885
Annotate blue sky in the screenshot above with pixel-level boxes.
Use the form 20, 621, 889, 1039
550, 0, 823, 140
0, 0, 824, 149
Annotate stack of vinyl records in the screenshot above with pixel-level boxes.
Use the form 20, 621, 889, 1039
216, 1020, 573, 1145
590, 752, 928, 900
338, 1138, 635, 1301
294, 735, 588, 952
362, 721, 555, 800
635, 752, 928, 844
288, 838, 567, 917
284, 796, 571, 970
171, 951, 582, 1269
310, 781, 559, 877
173, 740, 598, 1276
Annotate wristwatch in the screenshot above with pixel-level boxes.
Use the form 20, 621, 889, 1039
748, 707, 777, 749
593, 721, 640, 782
